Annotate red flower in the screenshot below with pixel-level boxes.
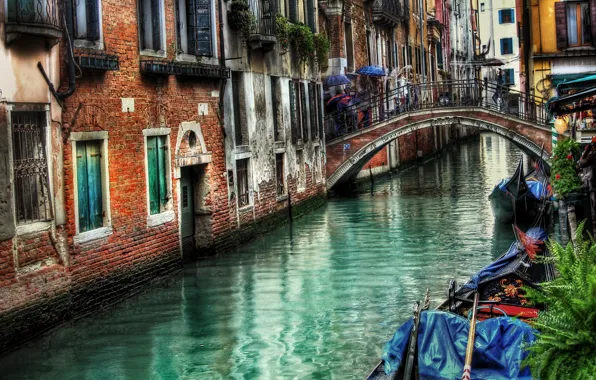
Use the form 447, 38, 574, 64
556, 173, 561, 180
567, 154, 573, 159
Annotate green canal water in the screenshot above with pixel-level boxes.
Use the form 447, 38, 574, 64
0, 133, 533, 379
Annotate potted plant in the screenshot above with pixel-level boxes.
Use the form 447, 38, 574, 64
524, 222, 596, 378
228, 0, 254, 40
550, 138, 582, 201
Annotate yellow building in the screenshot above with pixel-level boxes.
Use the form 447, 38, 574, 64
529, 0, 596, 99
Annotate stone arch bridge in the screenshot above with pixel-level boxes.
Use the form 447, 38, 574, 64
325, 107, 552, 190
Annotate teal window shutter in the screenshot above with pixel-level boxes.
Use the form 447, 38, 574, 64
500, 38, 505, 54
289, 81, 298, 144
76, 143, 90, 233
77, 141, 103, 233
498, 10, 503, 24
511, 10, 515, 23
147, 136, 160, 215
157, 136, 168, 209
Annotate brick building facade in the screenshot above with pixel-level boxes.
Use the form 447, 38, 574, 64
0, 0, 326, 353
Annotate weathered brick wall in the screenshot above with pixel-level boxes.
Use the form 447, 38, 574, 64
352, 1, 369, 69
0, 0, 326, 355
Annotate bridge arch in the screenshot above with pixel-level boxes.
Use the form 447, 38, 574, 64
325, 110, 552, 190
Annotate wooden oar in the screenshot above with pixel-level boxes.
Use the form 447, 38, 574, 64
462, 292, 480, 380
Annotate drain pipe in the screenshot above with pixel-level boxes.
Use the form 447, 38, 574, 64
38, 0, 76, 102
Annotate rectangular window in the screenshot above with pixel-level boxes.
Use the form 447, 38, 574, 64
480, 3, 485, 12
498, 9, 514, 24
237, 158, 250, 207
75, 0, 101, 40
308, 82, 317, 141
288, 0, 297, 22
232, 71, 247, 146
500, 38, 513, 54
297, 150, 305, 191
76, 140, 105, 233
138, 0, 163, 52
437, 41, 443, 70
289, 80, 298, 144
567, 2, 592, 46
306, 0, 315, 31
275, 153, 285, 195
175, 0, 213, 56
271, 76, 282, 142
11, 111, 52, 225
366, 30, 372, 65
146, 136, 169, 215
415, 46, 421, 73
299, 82, 309, 141
504, 68, 515, 85
345, 22, 354, 72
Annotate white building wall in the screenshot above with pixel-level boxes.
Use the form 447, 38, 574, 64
478, 0, 520, 91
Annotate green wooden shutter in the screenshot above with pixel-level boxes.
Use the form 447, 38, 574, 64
86, 0, 100, 41
147, 136, 160, 215
151, 0, 162, 51
157, 136, 168, 210
289, 0, 297, 23
86, 141, 103, 230
76, 143, 90, 232
289, 80, 298, 144
555, 2, 568, 50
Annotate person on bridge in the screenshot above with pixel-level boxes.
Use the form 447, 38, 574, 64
492, 69, 505, 107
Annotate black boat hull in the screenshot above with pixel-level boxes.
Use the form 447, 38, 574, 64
489, 188, 547, 224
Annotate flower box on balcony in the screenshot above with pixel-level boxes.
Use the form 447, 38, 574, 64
75, 51, 120, 71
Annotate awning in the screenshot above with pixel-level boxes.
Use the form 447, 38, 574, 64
480, 58, 505, 67
557, 74, 596, 94
547, 84, 596, 115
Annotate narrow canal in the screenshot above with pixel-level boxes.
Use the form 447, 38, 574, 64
0, 133, 528, 379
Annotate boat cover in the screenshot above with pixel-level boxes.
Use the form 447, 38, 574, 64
496, 179, 548, 200
464, 227, 547, 290
381, 311, 536, 379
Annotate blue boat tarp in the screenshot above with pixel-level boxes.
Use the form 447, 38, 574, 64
464, 227, 547, 290
382, 311, 537, 379
496, 179, 548, 200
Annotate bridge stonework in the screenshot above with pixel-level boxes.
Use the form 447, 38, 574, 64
325, 108, 552, 190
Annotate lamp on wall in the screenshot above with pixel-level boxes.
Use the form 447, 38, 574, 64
554, 117, 569, 135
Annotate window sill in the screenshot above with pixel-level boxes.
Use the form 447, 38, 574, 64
74, 39, 104, 50
74, 226, 113, 245
238, 204, 253, 213
140, 49, 167, 59
297, 187, 306, 193
277, 194, 288, 202
147, 210, 175, 227
16, 221, 52, 236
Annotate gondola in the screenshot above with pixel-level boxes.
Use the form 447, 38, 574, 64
489, 156, 551, 225
366, 227, 555, 380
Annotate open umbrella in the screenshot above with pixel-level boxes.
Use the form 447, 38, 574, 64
324, 74, 351, 87
356, 65, 386, 77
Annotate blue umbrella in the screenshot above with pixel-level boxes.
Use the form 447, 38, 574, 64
356, 65, 386, 77
324, 74, 351, 87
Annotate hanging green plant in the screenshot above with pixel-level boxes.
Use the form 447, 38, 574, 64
275, 14, 291, 54
550, 138, 582, 197
313, 33, 330, 65
289, 23, 315, 65
228, 0, 253, 40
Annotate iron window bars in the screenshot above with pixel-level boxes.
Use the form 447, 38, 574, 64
75, 51, 120, 70
139, 59, 230, 78
11, 111, 52, 224
237, 159, 250, 207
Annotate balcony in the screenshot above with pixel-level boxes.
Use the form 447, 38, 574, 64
5, 0, 62, 45
372, 0, 401, 27
248, 0, 277, 51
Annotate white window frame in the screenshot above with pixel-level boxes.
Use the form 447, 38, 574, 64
143, 128, 175, 227
6, 105, 55, 236
137, 0, 167, 57
70, 131, 112, 244
235, 153, 253, 210
73, 0, 105, 50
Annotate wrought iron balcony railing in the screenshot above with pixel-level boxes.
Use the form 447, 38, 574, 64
372, 0, 400, 26
140, 59, 231, 79
6, 0, 62, 44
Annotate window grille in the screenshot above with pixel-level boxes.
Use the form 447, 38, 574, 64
11, 111, 52, 224
237, 159, 250, 207
276, 154, 285, 196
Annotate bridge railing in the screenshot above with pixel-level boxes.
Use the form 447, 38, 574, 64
324, 79, 549, 142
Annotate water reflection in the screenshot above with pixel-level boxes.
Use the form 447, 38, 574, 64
0, 133, 530, 379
